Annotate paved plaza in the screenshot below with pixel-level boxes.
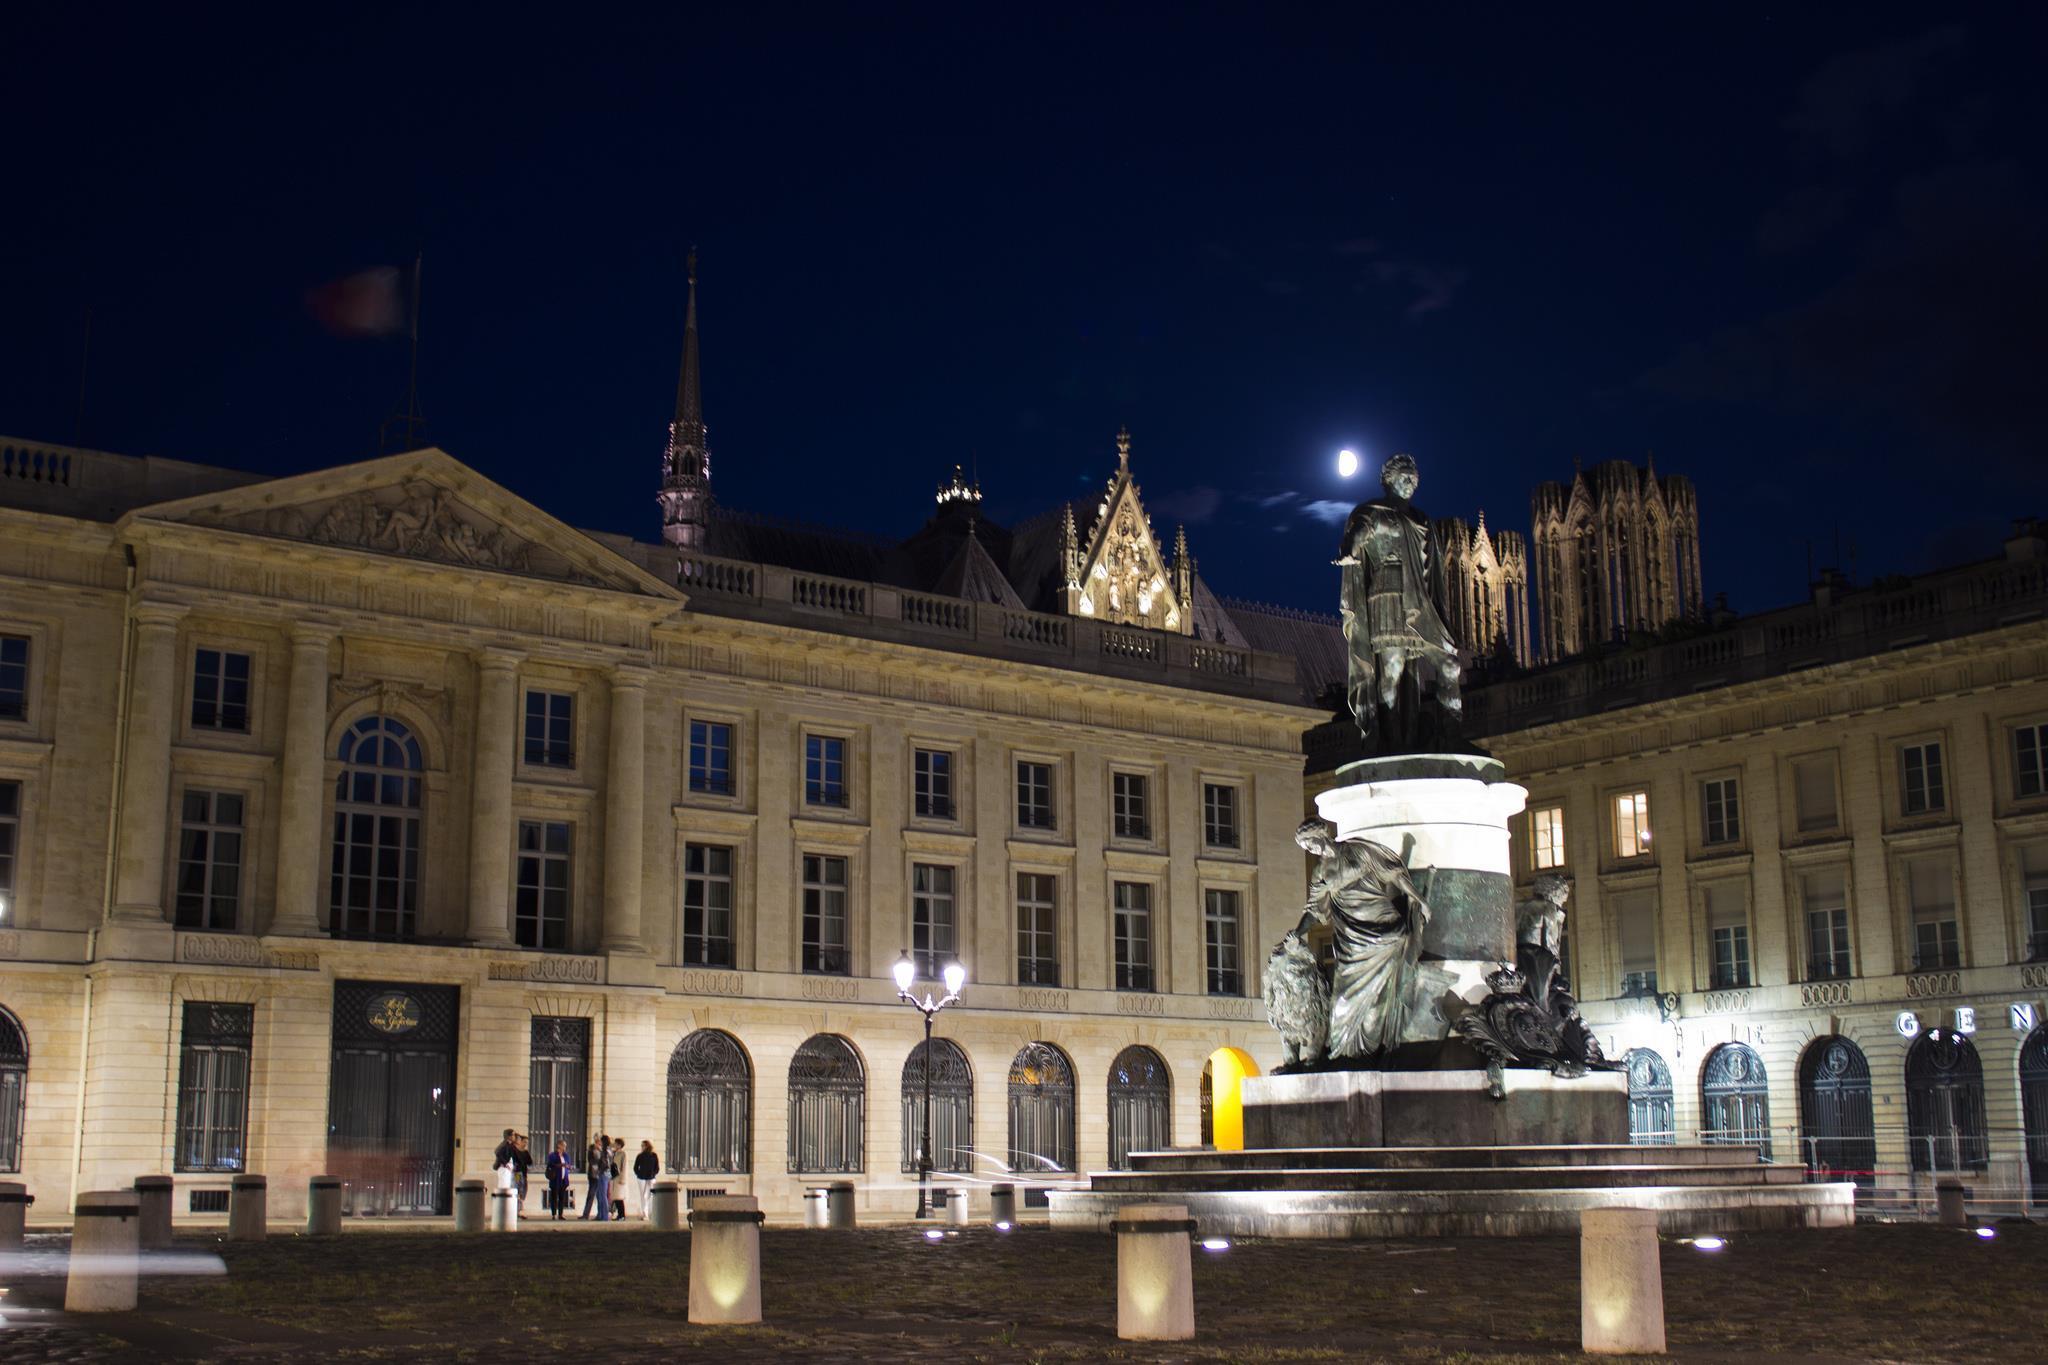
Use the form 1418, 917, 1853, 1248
0, 1220, 2041, 1362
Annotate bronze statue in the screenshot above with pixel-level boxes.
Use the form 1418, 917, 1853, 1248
1262, 929, 1330, 1069
1336, 453, 1464, 755
1454, 875, 1618, 1095
1293, 818, 1434, 1060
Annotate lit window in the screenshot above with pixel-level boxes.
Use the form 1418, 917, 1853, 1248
913, 749, 955, 821
1612, 791, 1651, 859
1112, 772, 1150, 841
190, 649, 251, 732
805, 735, 848, 808
1901, 741, 1945, 816
688, 720, 733, 796
1701, 777, 1740, 846
1016, 761, 1055, 830
1202, 783, 1241, 850
523, 690, 575, 768
515, 820, 572, 951
1530, 805, 1565, 870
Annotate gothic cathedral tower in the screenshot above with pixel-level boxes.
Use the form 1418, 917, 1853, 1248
659, 253, 712, 549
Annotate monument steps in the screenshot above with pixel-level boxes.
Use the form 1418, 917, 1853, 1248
1125, 1143, 1758, 1173
1087, 1160, 1804, 1195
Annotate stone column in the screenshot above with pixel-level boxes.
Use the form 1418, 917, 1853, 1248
269, 626, 332, 936
602, 667, 649, 954
111, 603, 188, 922
465, 649, 522, 947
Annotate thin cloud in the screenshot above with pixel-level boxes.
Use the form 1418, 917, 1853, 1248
1302, 499, 1351, 526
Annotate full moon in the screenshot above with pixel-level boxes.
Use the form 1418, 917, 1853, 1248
1336, 448, 1359, 478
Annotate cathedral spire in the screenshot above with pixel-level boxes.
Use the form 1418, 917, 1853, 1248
660, 250, 713, 550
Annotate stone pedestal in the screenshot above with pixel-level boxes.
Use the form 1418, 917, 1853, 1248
649, 1181, 682, 1231
66, 1192, 140, 1312
488, 1188, 519, 1231
229, 1175, 266, 1241
1936, 1180, 1967, 1227
824, 1181, 857, 1229
1243, 1068, 1628, 1149
1113, 1203, 1196, 1342
990, 1184, 1017, 1225
134, 1175, 174, 1250
1580, 1207, 1665, 1355
307, 1177, 343, 1235
454, 1179, 487, 1232
0, 1180, 30, 1248
803, 1187, 829, 1228
688, 1195, 764, 1325
944, 1187, 972, 1225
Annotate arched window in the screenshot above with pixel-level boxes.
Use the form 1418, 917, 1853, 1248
0, 1006, 25, 1173
2021, 1027, 2048, 1207
1906, 1031, 1988, 1172
668, 1029, 751, 1174
1107, 1045, 1171, 1169
1007, 1042, 1075, 1174
1625, 1048, 1674, 1146
1798, 1037, 1875, 1185
900, 1039, 973, 1174
330, 716, 424, 940
788, 1035, 863, 1174
1700, 1043, 1772, 1157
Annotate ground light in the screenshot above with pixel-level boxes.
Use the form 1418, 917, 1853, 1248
994, 1221, 1012, 1232
1690, 1236, 1726, 1252
1201, 1237, 1231, 1252
1974, 1226, 1996, 1240
923, 1229, 945, 1242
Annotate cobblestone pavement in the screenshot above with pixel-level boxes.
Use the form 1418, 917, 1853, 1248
1, 1220, 2041, 1362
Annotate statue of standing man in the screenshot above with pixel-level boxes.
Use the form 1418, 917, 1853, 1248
1336, 453, 1464, 755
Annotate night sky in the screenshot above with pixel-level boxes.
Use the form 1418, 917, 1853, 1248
6, 6, 2043, 618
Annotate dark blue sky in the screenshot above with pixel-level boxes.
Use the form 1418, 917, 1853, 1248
7, 5, 2042, 616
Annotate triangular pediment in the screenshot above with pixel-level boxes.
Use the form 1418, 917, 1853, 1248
122, 448, 682, 599
1069, 461, 1188, 633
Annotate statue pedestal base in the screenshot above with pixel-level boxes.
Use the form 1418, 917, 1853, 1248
1242, 1068, 1628, 1149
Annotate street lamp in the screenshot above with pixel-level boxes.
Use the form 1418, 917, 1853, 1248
893, 950, 966, 1219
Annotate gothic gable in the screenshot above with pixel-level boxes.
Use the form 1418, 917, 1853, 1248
1061, 434, 1192, 635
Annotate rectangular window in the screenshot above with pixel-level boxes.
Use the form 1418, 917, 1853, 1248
802, 853, 849, 974
1113, 880, 1153, 991
1202, 783, 1241, 850
1706, 884, 1749, 989
912, 748, 955, 821
174, 790, 245, 931
1613, 790, 1652, 859
2021, 846, 2048, 962
1802, 870, 1852, 979
174, 1003, 252, 1172
1112, 772, 1151, 841
190, 648, 251, 732
1204, 888, 1242, 995
1614, 890, 1657, 996
523, 690, 575, 768
688, 720, 734, 796
1901, 741, 1945, 816
528, 1017, 589, 1174
1907, 855, 1958, 969
0, 780, 16, 917
805, 734, 848, 808
1792, 756, 1839, 833
1016, 872, 1058, 985
1530, 805, 1566, 870
0, 635, 27, 721
681, 843, 735, 967
514, 820, 572, 951
2016, 723, 2047, 800
1701, 777, 1741, 846
911, 862, 956, 976
1016, 761, 1055, 830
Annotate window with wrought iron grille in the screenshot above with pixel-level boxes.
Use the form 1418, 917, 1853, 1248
900, 1038, 973, 1173
1204, 888, 1242, 995
189, 648, 251, 732
1701, 777, 1740, 846
1111, 771, 1150, 841
1113, 880, 1153, 991
804, 734, 848, 808
1107, 1045, 1170, 1169
1016, 872, 1058, 985
0, 1006, 22, 1172
2016, 722, 2047, 800
668, 1029, 751, 1174
787, 1034, 864, 1173
912, 748, 955, 821
175, 1003, 252, 1172
1202, 782, 1240, 849
515, 820, 572, 950
681, 843, 734, 967
1530, 805, 1565, 870
1802, 870, 1852, 979
175, 790, 244, 931
1016, 760, 1054, 830
0, 779, 20, 923
0, 635, 27, 721
527, 1016, 588, 1172
523, 690, 575, 768
1900, 740, 1945, 815
688, 719, 734, 796
1700, 1042, 1772, 1156
1612, 790, 1651, 859
801, 853, 849, 974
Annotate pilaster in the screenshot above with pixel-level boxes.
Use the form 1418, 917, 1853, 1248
270, 625, 332, 936
109, 603, 188, 924
464, 648, 522, 947
602, 666, 650, 954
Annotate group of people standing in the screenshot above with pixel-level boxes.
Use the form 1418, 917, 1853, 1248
528, 1133, 662, 1221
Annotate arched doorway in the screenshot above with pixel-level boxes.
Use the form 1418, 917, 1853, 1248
1006, 1042, 1075, 1177
1200, 1047, 1259, 1150
667, 1029, 751, 1174
1798, 1036, 1875, 1185
1625, 1048, 1674, 1145
788, 1034, 864, 1173
1700, 1043, 1772, 1157
1906, 1030, 1987, 1173
1107, 1046, 1170, 1169
0, 1005, 25, 1173
901, 1038, 973, 1173
2021, 1026, 2048, 1206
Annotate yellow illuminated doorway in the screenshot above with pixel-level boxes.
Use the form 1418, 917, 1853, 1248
1200, 1047, 1259, 1151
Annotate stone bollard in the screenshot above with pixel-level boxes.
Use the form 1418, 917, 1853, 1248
307, 1177, 344, 1236
65, 1191, 141, 1312
1112, 1203, 1197, 1342
825, 1180, 857, 1230
944, 1187, 972, 1226
229, 1174, 267, 1241
134, 1175, 174, 1250
687, 1194, 765, 1325
1936, 1180, 1967, 1227
1580, 1208, 1666, 1355
803, 1186, 829, 1228
489, 1187, 519, 1232
454, 1178, 488, 1232
0, 1180, 32, 1250
649, 1180, 682, 1231
989, 1183, 1017, 1225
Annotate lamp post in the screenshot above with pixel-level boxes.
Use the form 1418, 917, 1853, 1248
893, 950, 966, 1219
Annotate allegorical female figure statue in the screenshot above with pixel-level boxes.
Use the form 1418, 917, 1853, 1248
1293, 818, 1434, 1059
1336, 452, 1464, 755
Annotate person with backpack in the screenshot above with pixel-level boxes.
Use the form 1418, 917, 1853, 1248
632, 1140, 660, 1219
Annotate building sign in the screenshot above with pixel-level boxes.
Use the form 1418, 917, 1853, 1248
367, 991, 423, 1035
1894, 1011, 1921, 1038
2015, 1002, 2039, 1033
1953, 1006, 1977, 1035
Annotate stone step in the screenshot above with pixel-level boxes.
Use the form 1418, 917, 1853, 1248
1126, 1143, 1763, 1173
1088, 1162, 1806, 1194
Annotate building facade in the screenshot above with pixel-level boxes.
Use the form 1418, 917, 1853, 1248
1434, 512, 1531, 666
1529, 459, 1704, 664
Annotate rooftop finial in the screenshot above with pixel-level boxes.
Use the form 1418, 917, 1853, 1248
1116, 425, 1131, 470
